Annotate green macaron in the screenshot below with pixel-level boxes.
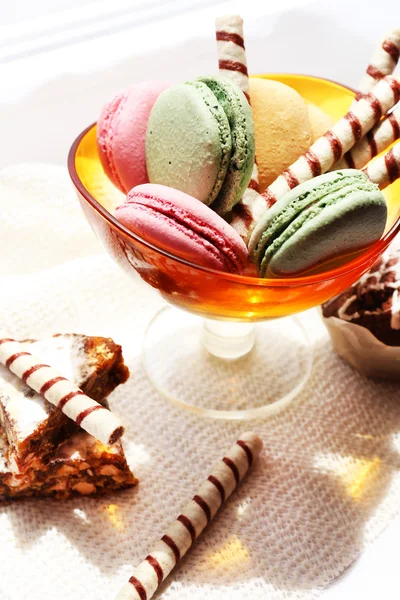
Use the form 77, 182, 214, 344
197, 76, 255, 215
145, 76, 255, 214
249, 170, 387, 277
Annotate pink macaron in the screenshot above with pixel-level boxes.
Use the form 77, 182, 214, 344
97, 81, 170, 193
115, 184, 249, 274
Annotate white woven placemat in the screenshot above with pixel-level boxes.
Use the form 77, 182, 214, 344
1, 163, 400, 600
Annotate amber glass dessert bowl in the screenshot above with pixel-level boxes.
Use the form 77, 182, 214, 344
68, 74, 400, 420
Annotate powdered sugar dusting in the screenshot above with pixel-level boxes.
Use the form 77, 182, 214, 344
26, 336, 93, 386
0, 335, 95, 444
0, 434, 10, 474
0, 368, 50, 443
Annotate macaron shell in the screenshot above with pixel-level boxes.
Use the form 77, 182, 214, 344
115, 184, 248, 273
258, 180, 377, 274
249, 169, 368, 265
197, 76, 255, 215
97, 81, 170, 193
117, 201, 232, 271
249, 78, 312, 193
97, 91, 128, 190
268, 190, 387, 276
146, 83, 232, 205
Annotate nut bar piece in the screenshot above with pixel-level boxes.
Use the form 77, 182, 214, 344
0, 427, 137, 500
0, 337, 125, 445
0, 334, 129, 473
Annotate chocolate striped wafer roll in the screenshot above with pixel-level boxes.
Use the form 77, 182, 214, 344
230, 163, 272, 243
261, 75, 400, 208
0, 336, 124, 445
215, 15, 268, 242
356, 29, 400, 100
216, 15, 250, 102
333, 104, 400, 170
362, 140, 400, 189
115, 431, 263, 600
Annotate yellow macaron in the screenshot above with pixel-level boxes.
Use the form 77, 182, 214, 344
249, 78, 313, 193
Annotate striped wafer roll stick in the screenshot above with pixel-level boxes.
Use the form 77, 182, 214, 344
115, 431, 263, 600
362, 140, 400, 189
333, 104, 400, 170
216, 15, 250, 102
230, 163, 272, 243
0, 336, 124, 445
261, 75, 400, 207
215, 15, 268, 242
356, 29, 400, 99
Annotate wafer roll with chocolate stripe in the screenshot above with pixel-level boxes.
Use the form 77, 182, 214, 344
0, 337, 124, 445
260, 75, 400, 208
362, 140, 400, 189
216, 15, 251, 101
230, 163, 272, 243
333, 105, 400, 170
356, 29, 400, 99
115, 431, 263, 600
215, 15, 268, 242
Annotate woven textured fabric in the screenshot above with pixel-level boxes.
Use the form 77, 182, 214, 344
1, 163, 400, 600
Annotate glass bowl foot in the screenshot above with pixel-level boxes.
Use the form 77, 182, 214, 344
143, 306, 313, 420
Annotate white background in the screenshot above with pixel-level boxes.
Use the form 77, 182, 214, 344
1, 0, 399, 597
1, 0, 96, 25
